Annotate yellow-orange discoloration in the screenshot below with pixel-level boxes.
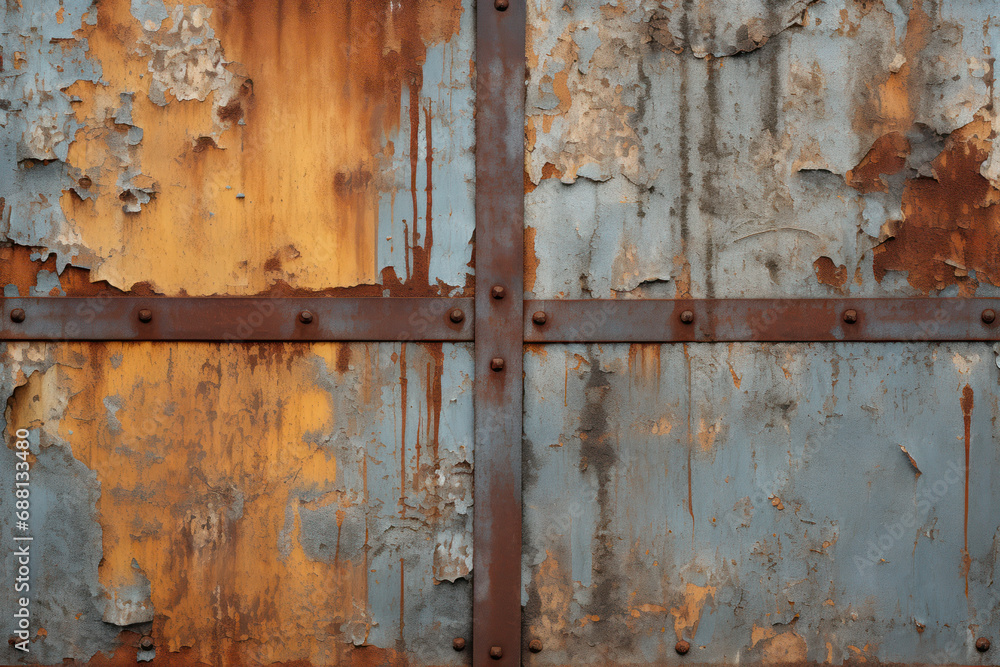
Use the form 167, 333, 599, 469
751, 624, 808, 664
4, 343, 391, 666
62, 0, 462, 295
669, 582, 716, 641
527, 551, 574, 651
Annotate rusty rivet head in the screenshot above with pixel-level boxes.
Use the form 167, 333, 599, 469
490, 357, 505, 372
982, 309, 996, 324
679, 310, 694, 324
489, 646, 503, 659
977, 637, 991, 652
532, 311, 547, 325
10, 308, 25, 323
675, 639, 691, 655
449, 308, 465, 324
452, 637, 466, 651
843, 309, 858, 324
299, 310, 314, 324
494, 0, 509, 10
138, 308, 153, 323
491, 285, 507, 300
139, 636, 154, 651
528, 639, 543, 653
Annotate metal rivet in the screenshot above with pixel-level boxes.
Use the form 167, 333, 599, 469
843, 309, 858, 324
139, 636, 154, 651
494, 0, 509, 10
449, 309, 465, 324
679, 310, 694, 324
491, 285, 506, 300
10, 308, 25, 323
675, 639, 690, 655
299, 310, 314, 324
489, 646, 503, 659
982, 309, 996, 324
491, 358, 505, 372
78, 176, 93, 189
977, 637, 991, 652
452, 637, 466, 651
528, 639, 543, 653
138, 309, 153, 323
532, 311, 547, 325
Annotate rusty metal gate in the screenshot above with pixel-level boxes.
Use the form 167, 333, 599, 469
2, 0, 1000, 665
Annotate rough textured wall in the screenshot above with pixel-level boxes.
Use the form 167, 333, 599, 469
1, 341, 473, 665
1, 0, 474, 296
523, 342, 1000, 665
525, 0, 1000, 299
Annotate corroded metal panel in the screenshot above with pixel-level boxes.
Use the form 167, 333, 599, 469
523, 343, 999, 664
525, 0, 1000, 299
1, 0, 473, 296
1, 342, 473, 664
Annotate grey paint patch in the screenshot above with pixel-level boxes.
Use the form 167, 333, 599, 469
523, 343, 1000, 664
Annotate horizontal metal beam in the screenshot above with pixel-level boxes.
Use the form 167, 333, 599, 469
524, 298, 1000, 343
5, 297, 1000, 343
0, 297, 473, 342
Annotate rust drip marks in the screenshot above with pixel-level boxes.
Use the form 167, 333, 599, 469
399, 343, 408, 514
426, 343, 444, 469
845, 132, 910, 193
53, 0, 466, 297
812, 257, 848, 291
872, 117, 1000, 294
961, 383, 974, 598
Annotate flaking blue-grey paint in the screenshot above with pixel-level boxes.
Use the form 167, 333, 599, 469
523, 343, 1000, 664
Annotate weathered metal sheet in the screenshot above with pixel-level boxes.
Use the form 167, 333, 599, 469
1, 0, 474, 297
523, 342, 1000, 664
0, 297, 473, 341
1, 341, 473, 664
525, 0, 1000, 300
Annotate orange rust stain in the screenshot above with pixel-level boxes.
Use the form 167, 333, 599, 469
6, 343, 396, 666
726, 344, 742, 389
524, 225, 540, 292
524, 161, 564, 195
845, 132, 910, 193
669, 582, 716, 641
750, 624, 808, 664
854, 0, 932, 138
872, 117, 1000, 293
399, 343, 408, 511
961, 383, 974, 597
527, 551, 573, 650
813, 256, 849, 290
62, 0, 462, 295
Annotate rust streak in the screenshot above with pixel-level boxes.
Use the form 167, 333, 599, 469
961, 383, 974, 597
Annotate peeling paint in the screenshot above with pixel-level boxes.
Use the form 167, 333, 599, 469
1, 0, 475, 296
1, 341, 473, 665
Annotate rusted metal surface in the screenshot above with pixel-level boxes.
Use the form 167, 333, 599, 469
523, 342, 1000, 665
473, 0, 525, 662
524, 0, 1000, 301
524, 299, 1000, 343
1, 0, 474, 297
2, 341, 474, 665
0, 297, 473, 341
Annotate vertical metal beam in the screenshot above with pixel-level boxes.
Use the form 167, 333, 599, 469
474, 0, 525, 662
